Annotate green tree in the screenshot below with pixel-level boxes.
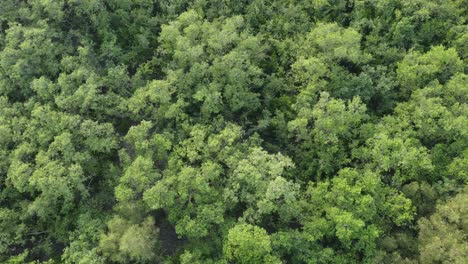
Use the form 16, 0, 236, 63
397, 46, 463, 98
100, 216, 159, 263
223, 224, 280, 264
418, 188, 468, 264
289, 92, 369, 179
296, 168, 414, 262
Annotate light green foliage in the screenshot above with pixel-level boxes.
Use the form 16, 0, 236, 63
397, 46, 463, 97
392, 0, 465, 49
79, 120, 118, 153
0, 208, 25, 255
0, 22, 63, 99
143, 124, 236, 238
100, 216, 159, 263
223, 224, 280, 264
289, 92, 369, 178
127, 80, 175, 122
363, 71, 467, 189
4, 105, 118, 220
130, 10, 266, 123
142, 123, 295, 239
418, 188, 468, 264
291, 21, 393, 108
365, 132, 434, 185
304, 22, 370, 64
299, 168, 414, 261
0, 1, 466, 263
225, 147, 297, 224
3, 250, 30, 264
55, 56, 130, 119
61, 212, 106, 264
116, 156, 158, 201
122, 120, 173, 160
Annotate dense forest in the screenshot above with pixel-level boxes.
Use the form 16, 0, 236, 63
0, 0, 467, 263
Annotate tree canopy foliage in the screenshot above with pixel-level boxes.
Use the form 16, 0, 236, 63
0, 0, 466, 263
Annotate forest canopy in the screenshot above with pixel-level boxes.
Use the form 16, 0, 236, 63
0, 0, 466, 263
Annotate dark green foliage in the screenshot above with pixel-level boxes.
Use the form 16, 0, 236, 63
0, 0, 466, 263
